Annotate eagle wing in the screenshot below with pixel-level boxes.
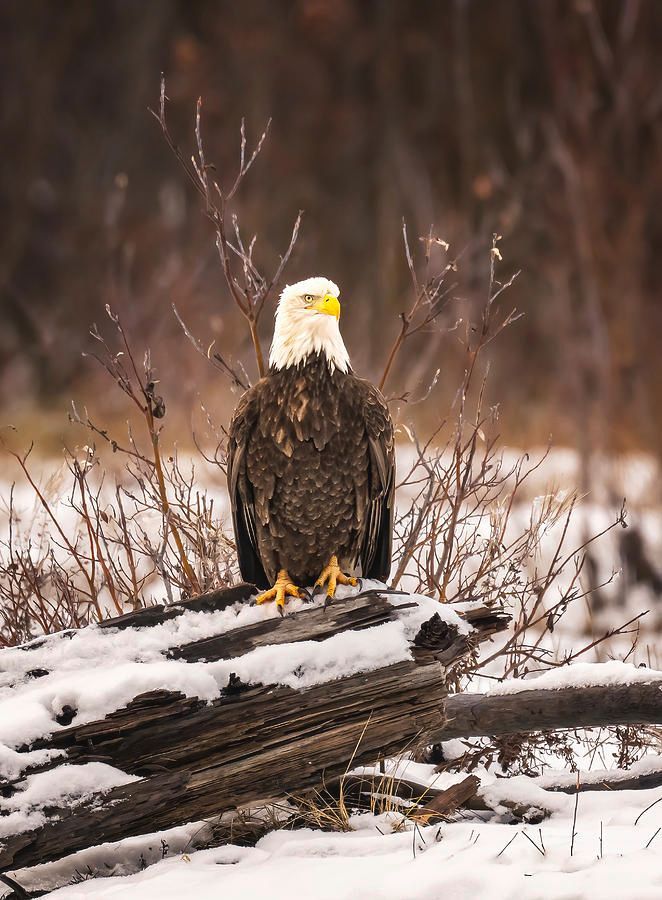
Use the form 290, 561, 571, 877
227, 385, 270, 588
355, 379, 395, 582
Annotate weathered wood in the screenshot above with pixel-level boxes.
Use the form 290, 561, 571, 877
413, 774, 480, 822
4, 587, 659, 876
18, 668, 658, 872
338, 771, 481, 823
412, 605, 512, 668
0, 587, 511, 873
169, 592, 409, 663
14, 584, 259, 652
456, 604, 513, 638
3, 593, 481, 791
0, 660, 447, 872
436, 680, 662, 740
97, 583, 259, 631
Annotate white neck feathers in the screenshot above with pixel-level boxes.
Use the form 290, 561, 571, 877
269, 286, 350, 374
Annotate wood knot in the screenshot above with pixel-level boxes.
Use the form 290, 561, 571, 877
55, 705, 77, 727
414, 613, 458, 651
222, 672, 250, 697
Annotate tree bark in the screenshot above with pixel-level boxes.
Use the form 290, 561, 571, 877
437, 680, 662, 740
535, 766, 662, 794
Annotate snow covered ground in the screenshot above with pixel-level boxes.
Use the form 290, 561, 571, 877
4, 747, 662, 897
22, 776, 662, 900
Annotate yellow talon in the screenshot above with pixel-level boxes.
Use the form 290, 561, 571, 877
314, 555, 358, 600
256, 569, 302, 611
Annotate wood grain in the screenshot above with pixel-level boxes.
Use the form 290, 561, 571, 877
437, 681, 662, 740
0, 661, 447, 871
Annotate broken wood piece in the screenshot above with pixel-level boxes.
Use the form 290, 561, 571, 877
411, 774, 481, 823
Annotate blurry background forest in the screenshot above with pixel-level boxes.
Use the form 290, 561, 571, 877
1, 0, 662, 462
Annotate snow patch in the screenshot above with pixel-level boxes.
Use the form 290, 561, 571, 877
0, 763, 140, 838
485, 660, 662, 695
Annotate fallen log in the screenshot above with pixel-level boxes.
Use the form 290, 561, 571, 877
4, 584, 661, 876
533, 759, 662, 794
436, 680, 662, 740
1, 662, 445, 872
0, 587, 503, 872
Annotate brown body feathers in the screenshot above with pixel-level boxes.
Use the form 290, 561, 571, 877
227, 353, 395, 588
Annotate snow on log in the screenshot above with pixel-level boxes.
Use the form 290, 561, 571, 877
532, 755, 662, 794
0, 584, 506, 872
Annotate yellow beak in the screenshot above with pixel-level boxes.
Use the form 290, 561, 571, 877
312, 293, 341, 320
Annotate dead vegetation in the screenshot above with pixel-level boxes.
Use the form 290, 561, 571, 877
0, 309, 238, 645
0, 82, 656, 802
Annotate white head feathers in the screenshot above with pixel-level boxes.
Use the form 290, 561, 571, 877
269, 276, 350, 373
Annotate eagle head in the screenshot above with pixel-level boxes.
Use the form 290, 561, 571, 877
269, 276, 350, 374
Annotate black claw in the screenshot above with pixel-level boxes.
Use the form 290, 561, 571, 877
277, 604, 284, 617
300, 587, 314, 603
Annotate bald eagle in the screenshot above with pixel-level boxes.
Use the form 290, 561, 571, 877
227, 276, 395, 609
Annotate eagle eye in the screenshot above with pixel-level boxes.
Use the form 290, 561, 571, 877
304, 294, 314, 303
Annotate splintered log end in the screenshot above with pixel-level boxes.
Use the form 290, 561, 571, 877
460, 603, 512, 638
412, 774, 481, 823
414, 612, 456, 649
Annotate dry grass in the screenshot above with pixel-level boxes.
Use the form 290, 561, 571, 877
289, 764, 456, 834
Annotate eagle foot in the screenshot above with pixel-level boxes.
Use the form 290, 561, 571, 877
255, 570, 303, 614
314, 555, 358, 601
